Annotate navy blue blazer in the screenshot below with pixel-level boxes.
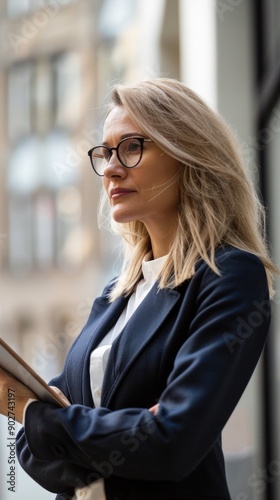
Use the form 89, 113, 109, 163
16, 246, 271, 500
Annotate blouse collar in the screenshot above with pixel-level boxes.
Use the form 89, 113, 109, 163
142, 252, 168, 282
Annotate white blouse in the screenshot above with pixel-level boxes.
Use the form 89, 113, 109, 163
73, 253, 167, 500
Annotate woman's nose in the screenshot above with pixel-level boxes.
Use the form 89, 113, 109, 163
103, 151, 127, 178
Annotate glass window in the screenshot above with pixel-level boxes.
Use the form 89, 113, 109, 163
8, 196, 33, 275
7, 130, 81, 273
53, 52, 81, 129
6, 51, 82, 274
8, 62, 33, 142
7, 136, 39, 275
7, 136, 41, 194
35, 60, 53, 135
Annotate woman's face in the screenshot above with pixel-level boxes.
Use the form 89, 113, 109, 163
102, 106, 180, 234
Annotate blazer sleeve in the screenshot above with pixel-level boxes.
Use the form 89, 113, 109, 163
16, 250, 271, 492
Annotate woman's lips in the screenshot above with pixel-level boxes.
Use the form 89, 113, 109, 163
110, 188, 136, 199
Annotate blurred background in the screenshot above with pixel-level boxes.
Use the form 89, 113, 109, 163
0, 0, 279, 499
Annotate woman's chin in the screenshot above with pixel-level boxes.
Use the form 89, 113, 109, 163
111, 209, 136, 224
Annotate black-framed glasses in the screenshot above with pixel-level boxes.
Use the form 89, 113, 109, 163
88, 137, 152, 176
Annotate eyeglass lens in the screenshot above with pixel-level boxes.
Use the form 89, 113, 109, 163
91, 137, 143, 175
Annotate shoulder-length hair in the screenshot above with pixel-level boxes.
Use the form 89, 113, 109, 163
98, 78, 277, 300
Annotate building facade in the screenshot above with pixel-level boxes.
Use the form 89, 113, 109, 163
0, 0, 279, 499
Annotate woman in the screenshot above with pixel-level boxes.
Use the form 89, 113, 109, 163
0, 78, 277, 499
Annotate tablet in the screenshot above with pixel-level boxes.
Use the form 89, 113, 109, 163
0, 338, 66, 407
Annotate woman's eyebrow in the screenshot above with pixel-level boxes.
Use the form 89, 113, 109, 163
102, 132, 146, 146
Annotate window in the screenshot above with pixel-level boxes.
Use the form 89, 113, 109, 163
8, 62, 33, 142
53, 52, 81, 129
7, 54, 82, 275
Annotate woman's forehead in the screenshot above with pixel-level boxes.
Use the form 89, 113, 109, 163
103, 106, 143, 141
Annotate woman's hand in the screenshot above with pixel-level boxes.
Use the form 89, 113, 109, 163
49, 386, 71, 406
149, 403, 159, 415
0, 367, 38, 424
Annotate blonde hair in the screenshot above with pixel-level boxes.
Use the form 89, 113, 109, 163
99, 78, 277, 300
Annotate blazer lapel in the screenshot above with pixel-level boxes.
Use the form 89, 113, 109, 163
101, 284, 181, 407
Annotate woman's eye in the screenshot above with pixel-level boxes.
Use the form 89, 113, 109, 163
99, 148, 111, 161
127, 140, 141, 153
93, 147, 111, 161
